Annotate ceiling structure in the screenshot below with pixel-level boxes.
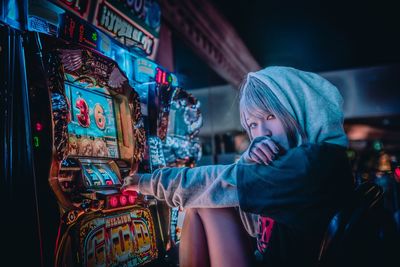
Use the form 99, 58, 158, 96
159, 0, 260, 87
161, 0, 399, 89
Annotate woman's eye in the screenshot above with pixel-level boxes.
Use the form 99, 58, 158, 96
266, 114, 275, 120
249, 122, 257, 128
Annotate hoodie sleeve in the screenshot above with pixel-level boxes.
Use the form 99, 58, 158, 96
237, 143, 353, 224
138, 164, 239, 209
238, 145, 312, 215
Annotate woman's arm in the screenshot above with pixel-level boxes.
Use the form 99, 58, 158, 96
236, 143, 353, 222
121, 136, 280, 209
123, 164, 240, 209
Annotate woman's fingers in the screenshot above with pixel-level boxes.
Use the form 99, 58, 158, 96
249, 137, 280, 165
121, 175, 140, 192
258, 139, 279, 160
248, 149, 264, 164
122, 176, 135, 187
245, 149, 274, 165
253, 146, 272, 165
263, 138, 280, 154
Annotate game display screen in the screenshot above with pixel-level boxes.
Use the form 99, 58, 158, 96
66, 83, 119, 158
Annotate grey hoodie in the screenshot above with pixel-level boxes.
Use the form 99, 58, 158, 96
138, 66, 349, 236
245, 66, 348, 147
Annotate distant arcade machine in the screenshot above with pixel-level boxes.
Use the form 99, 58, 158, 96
131, 58, 179, 173
162, 88, 202, 169
147, 82, 203, 246
132, 59, 194, 250
133, 60, 203, 247
162, 88, 203, 244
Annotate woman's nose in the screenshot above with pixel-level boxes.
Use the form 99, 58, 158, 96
262, 126, 272, 137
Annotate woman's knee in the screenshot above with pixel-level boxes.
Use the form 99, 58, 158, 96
196, 207, 240, 222
184, 208, 200, 217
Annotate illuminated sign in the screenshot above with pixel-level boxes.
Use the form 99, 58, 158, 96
156, 68, 178, 86
94, 1, 158, 58
155, 68, 171, 85
134, 58, 178, 86
82, 209, 158, 267
28, 16, 58, 35
105, 214, 132, 228
60, 13, 100, 49
105, 0, 161, 36
53, 0, 91, 19
134, 58, 157, 82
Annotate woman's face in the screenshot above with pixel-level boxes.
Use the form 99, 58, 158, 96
245, 112, 290, 151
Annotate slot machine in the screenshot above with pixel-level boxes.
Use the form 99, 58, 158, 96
130, 58, 180, 255
161, 88, 203, 245
26, 34, 164, 266
130, 58, 203, 253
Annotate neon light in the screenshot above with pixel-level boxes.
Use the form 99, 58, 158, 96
35, 122, 43, 131
134, 59, 177, 86
128, 194, 137, 204
96, 2, 155, 55
161, 71, 165, 84
155, 68, 171, 85
57, 0, 91, 19
134, 58, 157, 82
394, 167, 400, 179
155, 68, 161, 83
109, 196, 119, 208
373, 141, 382, 151
28, 16, 50, 34
170, 73, 178, 86
119, 195, 127, 206
33, 136, 40, 147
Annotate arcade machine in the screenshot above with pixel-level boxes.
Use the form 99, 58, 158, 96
131, 57, 182, 252
146, 82, 203, 247
128, 47, 188, 254
161, 88, 202, 245
26, 34, 163, 266
132, 57, 203, 251
131, 58, 179, 174
21, 0, 176, 266
1, 0, 189, 264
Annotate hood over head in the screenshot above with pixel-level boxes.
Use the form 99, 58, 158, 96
243, 66, 348, 147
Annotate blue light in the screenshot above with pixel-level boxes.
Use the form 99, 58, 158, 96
28, 16, 50, 34
170, 73, 179, 87
134, 58, 157, 83
6, 0, 19, 21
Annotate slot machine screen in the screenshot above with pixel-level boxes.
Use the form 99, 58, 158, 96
167, 106, 186, 136
80, 161, 120, 186
66, 83, 120, 158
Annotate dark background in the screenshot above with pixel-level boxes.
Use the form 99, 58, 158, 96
173, 0, 400, 89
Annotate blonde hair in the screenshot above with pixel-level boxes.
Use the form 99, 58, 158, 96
239, 76, 307, 148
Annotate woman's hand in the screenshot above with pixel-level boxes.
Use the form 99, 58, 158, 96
121, 174, 140, 193
241, 136, 280, 165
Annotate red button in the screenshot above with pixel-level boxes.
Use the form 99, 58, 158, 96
109, 196, 118, 208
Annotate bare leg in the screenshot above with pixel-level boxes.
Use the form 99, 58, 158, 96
180, 208, 252, 267
179, 208, 210, 267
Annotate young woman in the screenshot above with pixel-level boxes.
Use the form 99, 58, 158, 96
122, 66, 354, 267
